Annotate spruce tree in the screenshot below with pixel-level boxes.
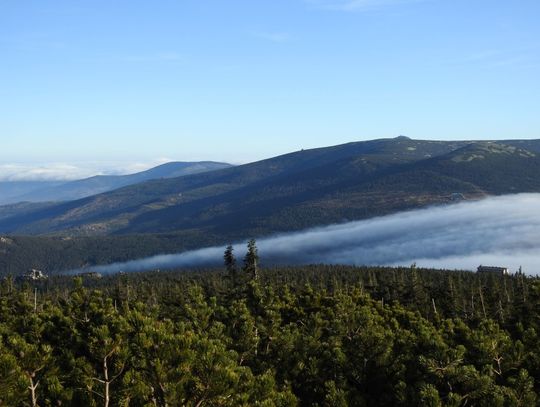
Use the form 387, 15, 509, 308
224, 245, 238, 286
243, 239, 259, 281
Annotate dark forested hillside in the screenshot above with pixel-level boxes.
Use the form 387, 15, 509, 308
0, 137, 539, 242
1, 260, 540, 406
0, 234, 223, 277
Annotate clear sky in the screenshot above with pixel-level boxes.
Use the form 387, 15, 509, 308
1, 0, 539, 176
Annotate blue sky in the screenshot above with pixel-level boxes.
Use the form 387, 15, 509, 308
1, 0, 539, 175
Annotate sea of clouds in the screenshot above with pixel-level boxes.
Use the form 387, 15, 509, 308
0, 159, 173, 182
65, 194, 540, 275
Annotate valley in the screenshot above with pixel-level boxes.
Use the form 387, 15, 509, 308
1, 137, 540, 276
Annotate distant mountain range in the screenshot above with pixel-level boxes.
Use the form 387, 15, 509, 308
1, 137, 540, 239
0, 161, 232, 205
0, 181, 65, 205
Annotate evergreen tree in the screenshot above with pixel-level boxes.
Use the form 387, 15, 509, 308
2, 261, 540, 404
223, 245, 237, 286
243, 239, 259, 282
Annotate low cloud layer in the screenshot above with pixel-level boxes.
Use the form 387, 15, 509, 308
67, 194, 540, 275
0, 159, 172, 182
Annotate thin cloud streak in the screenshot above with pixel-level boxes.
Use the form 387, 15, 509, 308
457, 47, 540, 70
65, 194, 540, 276
251, 31, 291, 43
117, 52, 185, 63
306, 0, 426, 12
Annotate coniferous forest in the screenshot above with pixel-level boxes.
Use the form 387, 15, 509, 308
1, 244, 540, 406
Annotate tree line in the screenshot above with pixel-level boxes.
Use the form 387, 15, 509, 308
1, 241, 540, 405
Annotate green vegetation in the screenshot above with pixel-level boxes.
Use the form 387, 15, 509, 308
2, 138, 540, 239
0, 234, 223, 277
1, 245, 540, 405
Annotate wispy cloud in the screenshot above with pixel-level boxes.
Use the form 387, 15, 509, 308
306, 0, 426, 12
66, 194, 540, 276
460, 47, 540, 70
463, 50, 502, 63
117, 51, 185, 64
251, 31, 291, 43
0, 36, 67, 52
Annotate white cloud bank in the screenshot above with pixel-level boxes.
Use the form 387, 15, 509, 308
0, 159, 173, 182
66, 194, 540, 275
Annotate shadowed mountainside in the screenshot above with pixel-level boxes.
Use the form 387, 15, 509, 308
0, 137, 539, 240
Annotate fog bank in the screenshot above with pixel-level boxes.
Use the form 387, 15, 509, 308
0, 159, 172, 182
66, 194, 540, 275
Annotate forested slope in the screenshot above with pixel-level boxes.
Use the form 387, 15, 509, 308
1, 138, 540, 240
0, 234, 220, 277
1, 258, 540, 406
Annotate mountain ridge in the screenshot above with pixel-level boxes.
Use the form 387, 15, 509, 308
1, 137, 540, 238
0, 161, 232, 205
